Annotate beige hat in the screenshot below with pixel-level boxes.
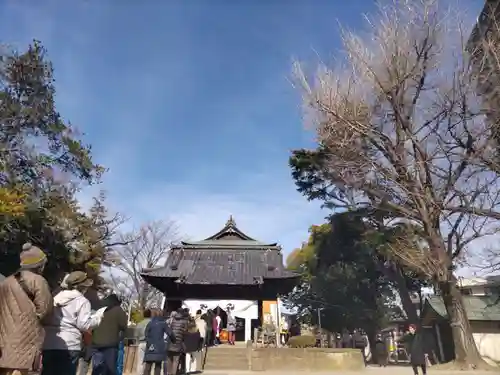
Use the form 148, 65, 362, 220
19, 243, 47, 269
65, 271, 93, 289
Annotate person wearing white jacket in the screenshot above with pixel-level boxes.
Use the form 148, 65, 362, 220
41, 271, 105, 375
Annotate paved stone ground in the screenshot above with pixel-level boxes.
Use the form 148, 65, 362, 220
200, 365, 500, 375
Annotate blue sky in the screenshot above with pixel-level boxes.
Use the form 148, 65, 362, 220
0, 0, 485, 256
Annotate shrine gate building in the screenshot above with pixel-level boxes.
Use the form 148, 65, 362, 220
141, 216, 298, 342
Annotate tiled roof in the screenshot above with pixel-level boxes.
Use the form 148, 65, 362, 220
142, 248, 298, 285
424, 295, 500, 321
180, 239, 278, 248
141, 216, 298, 286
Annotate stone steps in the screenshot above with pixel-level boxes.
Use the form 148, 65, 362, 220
203, 346, 249, 370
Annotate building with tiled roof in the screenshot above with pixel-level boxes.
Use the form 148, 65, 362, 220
141, 216, 299, 341
421, 294, 500, 364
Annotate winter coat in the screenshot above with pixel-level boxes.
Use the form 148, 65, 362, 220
375, 339, 388, 365
212, 316, 219, 333
341, 333, 353, 348
136, 317, 152, 341
184, 330, 202, 353
144, 317, 175, 362
202, 314, 212, 333
168, 311, 189, 353
195, 315, 207, 340
92, 304, 128, 348
227, 314, 236, 332
352, 332, 367, 349
401, 332, 426, 365
43, 289, 104, 351
0, 270, 52, 370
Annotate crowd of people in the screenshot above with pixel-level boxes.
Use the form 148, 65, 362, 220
134, 307, 204, 375
0, 243, 128, 375
0, 242, 430, 375
0, 243, 207, 375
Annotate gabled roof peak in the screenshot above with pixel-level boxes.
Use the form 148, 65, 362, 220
178, 217, 280, 248
204, 215, 256, 241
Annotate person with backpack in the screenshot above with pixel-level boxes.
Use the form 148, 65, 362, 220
184, 312, 202, 373
165, 308, 189, 375
0, 243, 53, 375
42, 271, 105, 375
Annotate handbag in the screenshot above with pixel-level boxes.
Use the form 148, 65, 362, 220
14, 272, 43, 371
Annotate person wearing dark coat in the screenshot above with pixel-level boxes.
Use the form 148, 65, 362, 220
341, 329, 352, 348
143, 310, 175, 375
165, 308, 189, 375
374, 334, 388, 367
201, 312, 213, 347
91, 294, 128, 375
352, 330, 368, 366
400, 324, 427, 375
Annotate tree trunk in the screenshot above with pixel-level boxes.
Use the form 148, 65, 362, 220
379, 261, 419, 324
392, 266, 419, 324
440, 278, 485, 368
426, 232, 487, 368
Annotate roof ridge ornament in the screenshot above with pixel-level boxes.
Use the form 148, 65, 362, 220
226, 215, 236, 227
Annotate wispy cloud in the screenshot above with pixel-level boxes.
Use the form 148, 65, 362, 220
122, 172, 324, 252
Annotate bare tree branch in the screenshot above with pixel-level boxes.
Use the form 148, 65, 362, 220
104, 220, 180, 310
292, 0, 500, 366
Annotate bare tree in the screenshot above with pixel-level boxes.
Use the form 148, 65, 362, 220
293, 0, 500, 368
106, 220, 179, 310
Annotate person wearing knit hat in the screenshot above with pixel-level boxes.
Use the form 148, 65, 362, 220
19, 242, 47, 271
42, 271, 105, 375
0, 243, 52, 373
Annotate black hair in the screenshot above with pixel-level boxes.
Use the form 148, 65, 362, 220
196, 309, 202, 315
143, 309, 152, 318
103, 293, 121, 308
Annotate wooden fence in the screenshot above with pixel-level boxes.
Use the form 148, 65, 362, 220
123, 344, 140, 374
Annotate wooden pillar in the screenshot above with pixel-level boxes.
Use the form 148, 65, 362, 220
258, 300, 263, 326
276, 298, 281, 346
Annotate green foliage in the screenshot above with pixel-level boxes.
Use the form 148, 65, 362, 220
286, 212, 402, 333
289, 149, 429, 323
130, 308, 144, 324
286, 224, 329, 275
0, 41, 103, 189
287, 335, 316, 348
289, 148, 347, 208
0, 41, 120, 287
